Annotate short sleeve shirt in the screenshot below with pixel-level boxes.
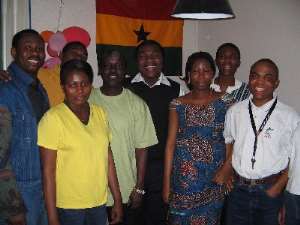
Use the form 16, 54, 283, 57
89, 88, 158, 205
38, 103, 111, 209
224, 98, 300, 179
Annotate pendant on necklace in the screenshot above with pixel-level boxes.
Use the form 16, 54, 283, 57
251, 157, 256, 169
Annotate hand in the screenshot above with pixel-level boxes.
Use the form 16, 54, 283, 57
48, 217, 61, 225
128, 188, 143, 209
109, 202, 123, 224
162, 185, 170, 204
0, 70, 11, 82
225, 174, 234, 192
8, 213, 26, 225
212, 163, 233, 186
48, 221, 61, 225
265, 185, 282, 198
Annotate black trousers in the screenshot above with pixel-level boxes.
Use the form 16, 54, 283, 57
138, 161, 167, 225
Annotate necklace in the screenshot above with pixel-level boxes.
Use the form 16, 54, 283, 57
248, 98, 277, 169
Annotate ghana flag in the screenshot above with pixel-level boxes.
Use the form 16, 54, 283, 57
96, 0, 183, 77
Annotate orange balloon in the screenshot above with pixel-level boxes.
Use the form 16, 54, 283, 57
40, 30, 54, 43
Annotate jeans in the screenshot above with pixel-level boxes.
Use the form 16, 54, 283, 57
226, 183, 283, 225
17, 180, 48, 225
57, 204, 107, 225
285, 191, 300, 225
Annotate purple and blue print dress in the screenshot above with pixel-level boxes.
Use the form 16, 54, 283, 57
168, 98, 228, 225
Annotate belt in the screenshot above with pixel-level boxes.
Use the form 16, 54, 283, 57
233, 171, 281, 186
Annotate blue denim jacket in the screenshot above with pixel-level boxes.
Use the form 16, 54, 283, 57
0, 62, 49, 182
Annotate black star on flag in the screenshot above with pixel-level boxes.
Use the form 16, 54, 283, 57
134, 24, 150, 43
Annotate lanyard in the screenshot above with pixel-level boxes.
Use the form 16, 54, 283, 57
248, 98, 277, 169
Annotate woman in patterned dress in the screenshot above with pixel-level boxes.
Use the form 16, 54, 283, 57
163, 52, 228, 225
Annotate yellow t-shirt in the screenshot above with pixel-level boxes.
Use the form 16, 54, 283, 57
38, 65, 64, 107
38, 103, 111, 209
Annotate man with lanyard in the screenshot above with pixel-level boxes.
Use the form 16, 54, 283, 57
0, 29, 49, 225
129, 40, 185, 225
217, 58, 300, 225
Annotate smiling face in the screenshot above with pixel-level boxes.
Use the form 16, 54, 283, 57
216, 46, 240, 77
62, 70, 92, 107
189, 58, 214, 91
11, 33, 45, 76
137, 44, 163, 85
101, 51, 125, 89
249, 61, 279, 106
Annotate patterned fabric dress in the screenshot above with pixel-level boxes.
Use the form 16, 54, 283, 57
168, 98, 228, 225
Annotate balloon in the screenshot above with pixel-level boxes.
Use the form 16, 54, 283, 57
63, 26, 91, 47
48, 31, 67, 53
47, 44, 59, 57
40, 30, 54, 43
43, 57, 61, 69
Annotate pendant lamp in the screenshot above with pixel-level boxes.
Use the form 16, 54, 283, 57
171, 0, 235, 20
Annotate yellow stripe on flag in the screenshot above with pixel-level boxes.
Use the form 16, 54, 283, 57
96, 14, 183, 47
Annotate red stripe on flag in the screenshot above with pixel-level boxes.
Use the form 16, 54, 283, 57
96, 0, 178, 20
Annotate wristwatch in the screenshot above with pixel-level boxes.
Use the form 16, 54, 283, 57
135, 187, 146, 195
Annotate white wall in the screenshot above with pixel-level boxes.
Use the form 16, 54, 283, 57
1, 0, 30, 68
183, 0, 300, 112
30, 0, 300, 111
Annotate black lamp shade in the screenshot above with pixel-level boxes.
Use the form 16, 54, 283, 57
172, 0, 235, 20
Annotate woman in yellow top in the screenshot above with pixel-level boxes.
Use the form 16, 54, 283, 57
38, 59, 122, 225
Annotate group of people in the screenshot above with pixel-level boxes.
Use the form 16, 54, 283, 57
0, 28, 300, 225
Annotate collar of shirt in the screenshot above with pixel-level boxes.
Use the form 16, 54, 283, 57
210, 78, 243, 93
131, 72, 171, 88
8, 62, 47, 94
249, 95, 278, 113
8, 62, 35, 88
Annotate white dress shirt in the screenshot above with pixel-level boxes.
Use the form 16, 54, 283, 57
131, 73, 186, 96
224, 97, 300, 179
287, 124, 300, 195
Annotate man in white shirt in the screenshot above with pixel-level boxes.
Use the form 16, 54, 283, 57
285, 124, 300, 225
219, 58, 300, 225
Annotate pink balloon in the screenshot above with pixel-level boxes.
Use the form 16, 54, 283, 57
42, 57, 61, 69
48, 32, 67, 53
47, 44, 59, 57
63, 26, 91, 47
